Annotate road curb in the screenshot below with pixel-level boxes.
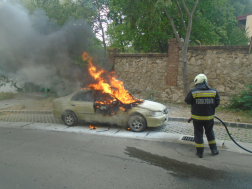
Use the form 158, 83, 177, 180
168, 117, 252, 129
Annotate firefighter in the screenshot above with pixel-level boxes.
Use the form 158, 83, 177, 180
185, 74, 220, 158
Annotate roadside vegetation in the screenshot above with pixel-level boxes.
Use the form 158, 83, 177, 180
0, 92, 16, 101
216, 107, 252, 124
222, 85, 252, 123
229, 85, 252, 112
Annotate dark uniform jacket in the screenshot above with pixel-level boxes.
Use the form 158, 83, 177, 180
185, 82, 220, 121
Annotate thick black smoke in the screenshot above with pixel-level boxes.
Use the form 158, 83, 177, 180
0, 2, 97, 95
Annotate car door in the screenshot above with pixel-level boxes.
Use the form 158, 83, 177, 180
70, 90, 96, 121
93, 91, 126, 124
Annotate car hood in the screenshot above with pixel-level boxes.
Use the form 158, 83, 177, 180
137, 100, 166, 111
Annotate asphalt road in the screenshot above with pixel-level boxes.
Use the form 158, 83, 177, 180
0, 125, 252, 189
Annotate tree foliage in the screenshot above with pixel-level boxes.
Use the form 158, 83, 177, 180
107, 0, 250, 53
108, 0, 173, 52
230, 0, 252, 17
229, 27, 250, 45
0, 75, 22, 92
22, 0, 94, 26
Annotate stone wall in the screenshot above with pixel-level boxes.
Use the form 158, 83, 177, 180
114, 54, 168, 92
110, 41, 252, 105
184, 46, 252, 104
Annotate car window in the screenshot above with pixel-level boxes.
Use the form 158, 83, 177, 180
95, 92, 114, 103
71, 91, 93, 102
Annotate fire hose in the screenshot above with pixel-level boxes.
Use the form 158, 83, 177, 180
188, 116, 252, 154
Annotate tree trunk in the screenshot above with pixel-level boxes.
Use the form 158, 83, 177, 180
95, 0, 107, 67
181, 46, 190, 96
101, 29, 107, 67
98, 15, 107, 67
162, 0, 198, 97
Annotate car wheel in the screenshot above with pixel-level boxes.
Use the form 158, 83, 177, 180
128, 114, 147, 132
62, 111, 78, 126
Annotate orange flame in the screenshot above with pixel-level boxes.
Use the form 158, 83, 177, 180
82, 52, 139, 104
119, 107, 126, 112
95, 100, 113, 105
89, 125, 97, 130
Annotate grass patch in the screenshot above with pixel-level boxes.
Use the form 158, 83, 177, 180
216, 106, 252, 116
216, 106, 252, 123
0, 92, 16, 101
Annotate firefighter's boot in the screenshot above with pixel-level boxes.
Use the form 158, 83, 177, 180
209, 144, 219, 155
196, 147, 204, 158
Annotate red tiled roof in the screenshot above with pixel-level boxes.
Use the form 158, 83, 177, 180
236, 13, 252, 20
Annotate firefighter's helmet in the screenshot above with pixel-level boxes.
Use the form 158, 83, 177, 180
194, 74, 207, 85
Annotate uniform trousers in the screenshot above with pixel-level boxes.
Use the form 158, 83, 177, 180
193, 119, 217, 153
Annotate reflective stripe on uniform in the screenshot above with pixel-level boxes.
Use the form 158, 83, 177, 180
191, 114, 214, 120
195, 143, 204, 148
208, 140, 216, 144
192, 90, 216, 98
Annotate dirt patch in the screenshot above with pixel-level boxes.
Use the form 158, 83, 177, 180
0, 92, 17, 101
1, 97, 55, 111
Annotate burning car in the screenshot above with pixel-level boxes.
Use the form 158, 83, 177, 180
52, 52, 168, 132
53, 89, 168, 132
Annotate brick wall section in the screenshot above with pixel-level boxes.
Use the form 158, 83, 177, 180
167, 39, 179, 86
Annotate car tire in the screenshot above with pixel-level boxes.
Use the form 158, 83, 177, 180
62, 111, 78, 126
128, 114, 147, 132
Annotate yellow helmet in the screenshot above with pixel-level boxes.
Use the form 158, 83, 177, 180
194, 74, 207, 85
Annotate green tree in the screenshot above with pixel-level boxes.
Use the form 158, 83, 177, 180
107, 0, 249, 51
159, 0, 199, 96
229, 27, 250, 45
91, 0, 110, 66
23, 0, 94, 26
108, 0, 174, 53
74, 0, 111, 66
230, 0, 252, 17
191, 0, 235, 45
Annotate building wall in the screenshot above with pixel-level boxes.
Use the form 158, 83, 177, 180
109, 41, 252, 105
246, 15, 252, 39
